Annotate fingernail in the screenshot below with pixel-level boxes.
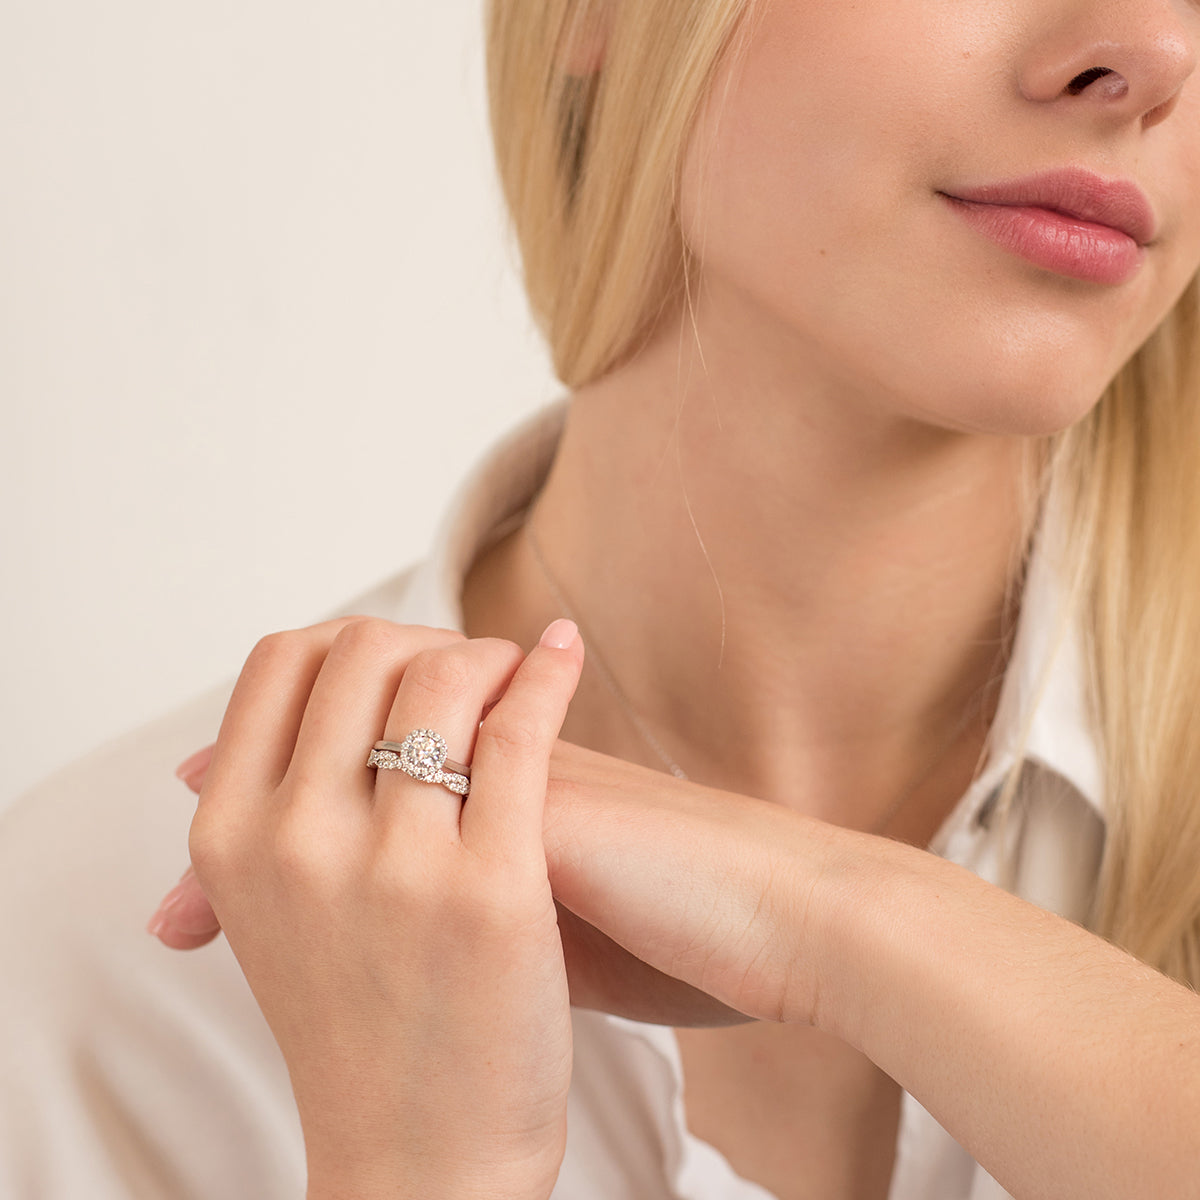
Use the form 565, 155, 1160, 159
146, 883, 186, 937
175, 745, 213, 786
539, 618, 578, 650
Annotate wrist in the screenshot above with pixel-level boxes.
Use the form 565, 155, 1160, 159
786, 818, 900, 1043
796, 825, 980, 1054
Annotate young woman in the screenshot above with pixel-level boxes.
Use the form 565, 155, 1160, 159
7, 1, 1200, 1198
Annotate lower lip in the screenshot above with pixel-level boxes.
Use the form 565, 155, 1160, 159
939, 194, 1144, 285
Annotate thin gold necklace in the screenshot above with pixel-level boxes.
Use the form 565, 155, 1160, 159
525, 512, 688, 779
523, 512, 992, 837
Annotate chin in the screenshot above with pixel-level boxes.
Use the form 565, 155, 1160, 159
892, 356, 1110, 436
896, 329, 1123, 438
930, 381, 1108, 439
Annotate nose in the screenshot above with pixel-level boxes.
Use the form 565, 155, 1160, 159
1019, 0, 1198, 129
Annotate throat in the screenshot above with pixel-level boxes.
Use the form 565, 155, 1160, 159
460, 513, 999, 846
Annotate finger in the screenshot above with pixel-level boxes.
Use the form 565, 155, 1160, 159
285, 621, 465, 797
199, 615, 372, 818
176, 625, 465, 799
175, 744, 214, 792
375, 637, 528, 839
461, 619, 583, 862
147, 867, 223, 950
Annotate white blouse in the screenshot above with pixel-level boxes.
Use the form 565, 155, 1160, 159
0, 399, 1106, 1200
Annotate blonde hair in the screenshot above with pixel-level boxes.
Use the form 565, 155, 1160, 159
484, 0, 1200, 990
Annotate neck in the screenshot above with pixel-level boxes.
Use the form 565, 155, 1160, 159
462, 298, 1031, 842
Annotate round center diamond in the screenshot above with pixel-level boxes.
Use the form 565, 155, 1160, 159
399, 729, 447, 781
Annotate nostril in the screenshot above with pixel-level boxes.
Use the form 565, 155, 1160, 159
1065, 66, 1116, 95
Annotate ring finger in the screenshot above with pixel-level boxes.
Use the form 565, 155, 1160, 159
373, 637, 527, 838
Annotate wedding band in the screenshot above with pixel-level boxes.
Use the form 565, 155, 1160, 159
366, 729, 471, 797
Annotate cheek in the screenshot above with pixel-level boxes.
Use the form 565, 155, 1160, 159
681, 36, 890, 260
677, 4, 1200, 439
1165, 100, 1200, 284
678, 67, 901, 349
679, 0, 991, 249
678, 4, 976, 336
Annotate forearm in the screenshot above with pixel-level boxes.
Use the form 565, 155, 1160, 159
810, 826, 1200, 1199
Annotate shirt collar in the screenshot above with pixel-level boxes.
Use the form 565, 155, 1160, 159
984, 494, 1105, 821
389, 397, 1105, 825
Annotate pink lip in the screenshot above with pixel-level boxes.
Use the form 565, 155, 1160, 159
938, 169, 1157, 286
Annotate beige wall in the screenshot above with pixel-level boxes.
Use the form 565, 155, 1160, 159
0, 4, 558, 805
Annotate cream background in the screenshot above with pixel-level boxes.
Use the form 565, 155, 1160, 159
0, 4, 558, 806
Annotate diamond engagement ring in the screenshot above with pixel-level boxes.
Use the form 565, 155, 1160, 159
367, 730, 471, 796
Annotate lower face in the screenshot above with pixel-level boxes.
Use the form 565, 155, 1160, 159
675, 0, 1200, 437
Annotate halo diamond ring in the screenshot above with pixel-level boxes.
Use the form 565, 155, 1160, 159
367, 729, 471, 797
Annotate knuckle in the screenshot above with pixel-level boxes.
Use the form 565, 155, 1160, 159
510, 649, 577, 702
516, 657, 563, 696
475, 635, 524, 658
187, 816, 238, 887
270, 812, 337, 891
245, 628, 302, 672
482, 711, 545, 757
270, 819, 314, 879
333, 617, 403, 659
405, 646, 479, 705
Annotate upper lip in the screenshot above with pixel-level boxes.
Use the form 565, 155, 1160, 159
941, 168, 1158, 246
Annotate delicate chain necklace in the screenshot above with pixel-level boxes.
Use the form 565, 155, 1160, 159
525, 512, 688, 779
523, 512, 992, 837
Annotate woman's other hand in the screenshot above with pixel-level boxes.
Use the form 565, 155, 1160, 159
156, 741, 759, 1028
179, 616, 583, 1200
155, 736, 815, 1029
544, 741, 840, 1027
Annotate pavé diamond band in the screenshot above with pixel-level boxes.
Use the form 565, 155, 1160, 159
367, 729, 471, 797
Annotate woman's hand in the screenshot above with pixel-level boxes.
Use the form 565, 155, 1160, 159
182, 615, 584, 1200
157, 731, 828, 1030
159, 752, 754, 1027
157, 639, 1200, 1198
